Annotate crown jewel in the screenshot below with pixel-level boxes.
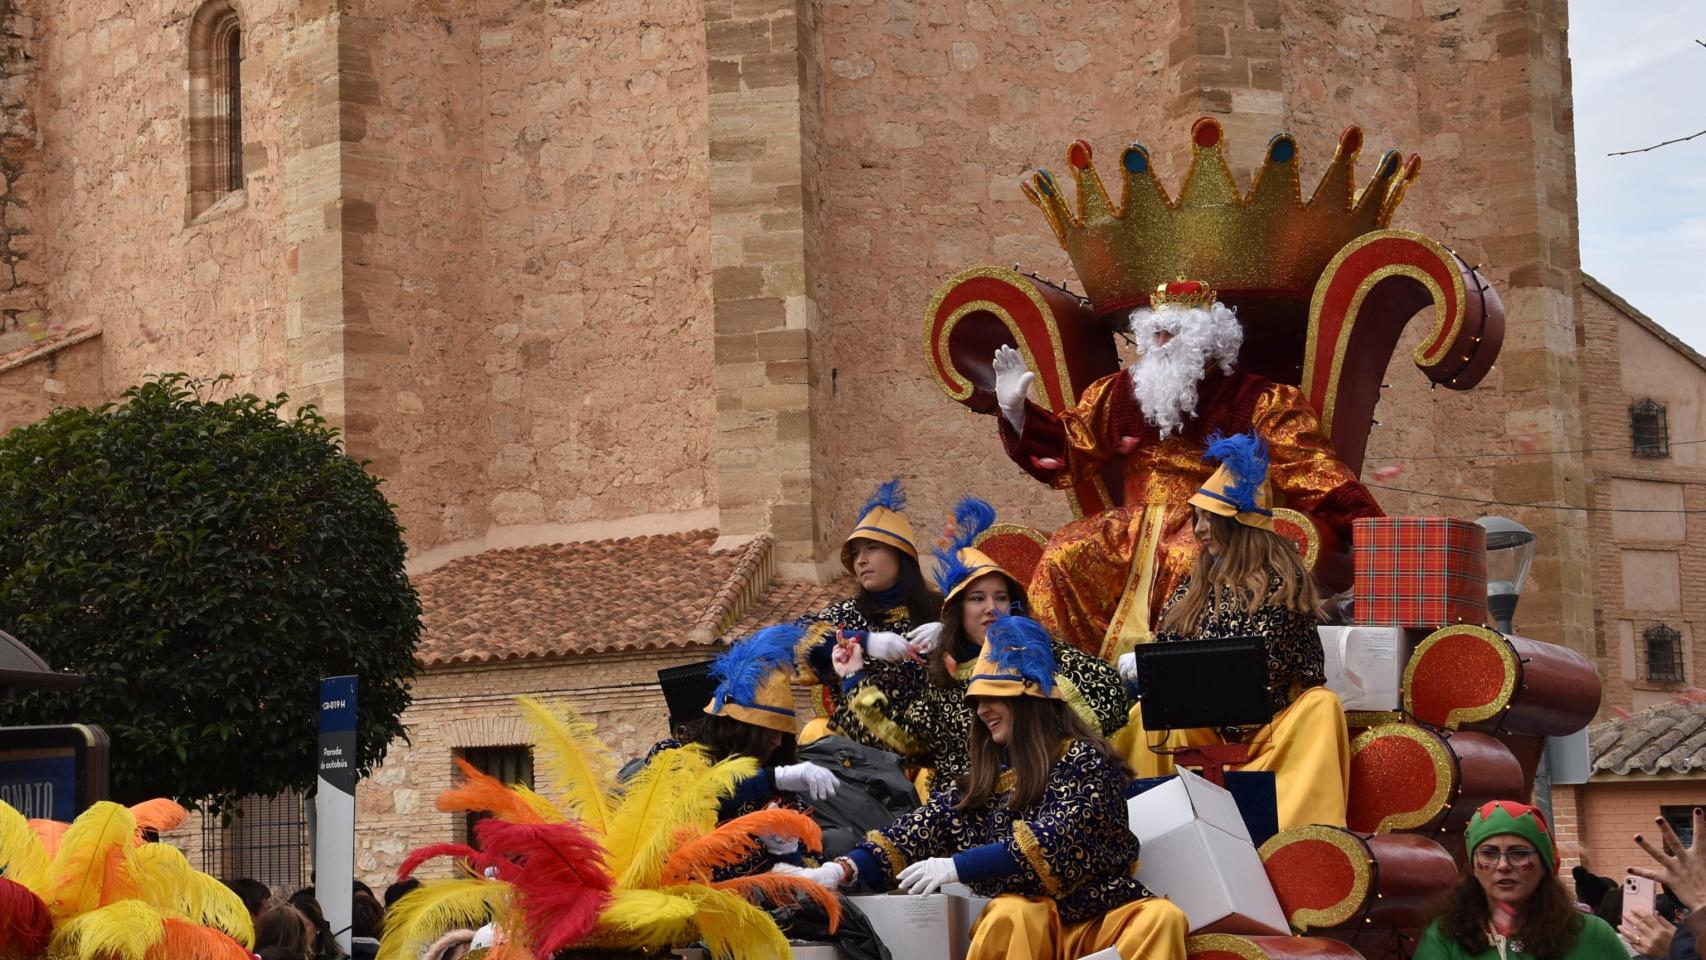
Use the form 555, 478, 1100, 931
1021, 117, 1421, 315
1150, 279, 1216, 310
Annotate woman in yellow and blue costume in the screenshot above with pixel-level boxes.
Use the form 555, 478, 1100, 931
791, 479, 943, 752
1115, 432, 1350, 830
791, 614, 1187, 960
640, 625, 840, 877
836, 496, 1130, 788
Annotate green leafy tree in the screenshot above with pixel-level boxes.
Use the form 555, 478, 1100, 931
0, 375, 420, 811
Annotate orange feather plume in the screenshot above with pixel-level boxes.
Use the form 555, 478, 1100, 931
128, 800, 189, 839
29, 819, 69, 859
710, 873, 842, 933
660, 809, 822, 886
146, 919, 253, 960
435, 759, 546, 825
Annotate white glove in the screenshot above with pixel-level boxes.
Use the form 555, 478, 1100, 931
896, 856, 958, 896
773, 861, 847, 889
1117, 651, 1139, 682
759, 833, 800, 857
993, 344, 1035, 433
864, 631, 916, 662
906, 622, 945, 656
773, 761, 840, 801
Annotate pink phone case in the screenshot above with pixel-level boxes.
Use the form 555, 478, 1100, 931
1624, 874, 1658, 924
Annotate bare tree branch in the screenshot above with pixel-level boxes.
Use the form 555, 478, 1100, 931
1610, 129, 1706, 156
1607, 40, 1706, 155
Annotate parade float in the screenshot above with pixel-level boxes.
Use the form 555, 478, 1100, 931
924, 117, 1601, 960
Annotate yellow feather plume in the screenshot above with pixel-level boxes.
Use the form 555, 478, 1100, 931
48, 898, 166, 960
131, 843, 255, 948
591, 888, 700, 952
376, 877, 511, 960
511, 784, 566, 824
670, 884, 791, 960
516, 696, 615, 836
615, 752, 758, 889
45, 801, 140, 918
0, 800, 49, 890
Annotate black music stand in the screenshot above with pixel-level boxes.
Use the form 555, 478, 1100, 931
1135, 636, 1274, 784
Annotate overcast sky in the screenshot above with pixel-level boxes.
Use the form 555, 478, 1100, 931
1570, 2, 1706, 350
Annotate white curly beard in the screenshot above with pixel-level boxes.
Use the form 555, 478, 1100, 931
1127, 302, 1244, 438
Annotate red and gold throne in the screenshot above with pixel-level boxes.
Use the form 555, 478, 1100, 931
925, 117, 1505, 593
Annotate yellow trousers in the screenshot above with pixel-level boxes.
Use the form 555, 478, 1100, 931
968, 895, 1187, 960
1112, 685, 1350, 830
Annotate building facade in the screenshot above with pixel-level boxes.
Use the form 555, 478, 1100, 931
2, 0, 1686, 887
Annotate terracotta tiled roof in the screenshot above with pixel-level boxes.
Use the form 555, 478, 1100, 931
718, 575, 855, 642
415, 530, 776, 666
1589, 698, 1706, 777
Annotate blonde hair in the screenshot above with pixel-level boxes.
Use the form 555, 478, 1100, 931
1159, 511, 1322, 635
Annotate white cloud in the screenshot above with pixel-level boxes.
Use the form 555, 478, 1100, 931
1569, 1, 1706, 348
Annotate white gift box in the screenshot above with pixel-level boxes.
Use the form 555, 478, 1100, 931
1318, 625, 1422, 711
851, 891, 990, 960
1126, 767, 1289, 936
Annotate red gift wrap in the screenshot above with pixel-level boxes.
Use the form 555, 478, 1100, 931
1353, 518, 1488, 628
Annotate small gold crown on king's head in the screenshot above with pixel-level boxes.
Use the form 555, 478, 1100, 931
1150, 279, 1216, 311
1021, 117, 1421, 316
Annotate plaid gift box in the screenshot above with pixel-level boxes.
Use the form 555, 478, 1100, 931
1353, 517, 1489, 628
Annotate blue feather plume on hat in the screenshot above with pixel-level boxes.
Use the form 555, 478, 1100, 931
1203, 432, 1269, 514
931, 495, 998, 596
708, 623, 802, 712
984, 614, 1056, 694
859, 478, 907, 518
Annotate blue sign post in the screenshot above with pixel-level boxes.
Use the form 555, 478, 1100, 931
316, 676, 357, 952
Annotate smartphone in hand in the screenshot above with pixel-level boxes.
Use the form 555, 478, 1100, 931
1624, 874, 1659, 925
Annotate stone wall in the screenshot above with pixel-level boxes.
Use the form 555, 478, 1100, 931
0, 330, 101, 431
29, 0, 290, 398
1580, 281, 1706, 711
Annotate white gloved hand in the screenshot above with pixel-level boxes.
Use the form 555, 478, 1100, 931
774, 861, 848, 889
906, 622, 945, 656
993, 344, 1036, 433
896, 857, 958, 896
759, 833, 801, 857
773, 761, 840, 801
864, 631, 916, 662
1117, 651, 1139, 683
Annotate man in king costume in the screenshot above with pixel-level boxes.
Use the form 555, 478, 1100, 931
989, 129, 1390, 665
994, 279, 1382, 662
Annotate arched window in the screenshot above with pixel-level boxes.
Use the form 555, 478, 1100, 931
186, 1, 243, 222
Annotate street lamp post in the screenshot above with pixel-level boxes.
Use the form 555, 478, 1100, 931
1479, 516, 1536, 635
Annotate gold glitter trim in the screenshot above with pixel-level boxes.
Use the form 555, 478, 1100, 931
849, 684, 927, 757
794, 621, 835, 678
1054, 673, 1098, 731
995, 768, 1017, 794
1270, 507, 1320, 569
1303, 229, 1466, 436
974, 522, 1049, 549
1346, 710, 1405, 729
866, 830, 907, 876
1402, 625, 1518, 729
1257, 825, 1371, 931
1013, 820, 1061, 896
1351, 723, 1455, 833
1100, 506, 1166, 660
1183, 934, 1267, 960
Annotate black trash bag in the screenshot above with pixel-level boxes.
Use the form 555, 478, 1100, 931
775, 896, 893, 960
795, 735, 920, 858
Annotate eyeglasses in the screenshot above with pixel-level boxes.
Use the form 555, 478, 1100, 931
1473, 847, 1538, 868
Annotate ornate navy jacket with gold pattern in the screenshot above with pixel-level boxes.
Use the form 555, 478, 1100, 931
845, 737, 1147, 924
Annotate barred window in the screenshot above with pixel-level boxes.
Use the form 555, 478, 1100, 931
1630, 399, 1670, 458
458, 746, 534, 848
1644, 623, 1685, 684
1662, 805, 1697, 847
186, 1, 243, 221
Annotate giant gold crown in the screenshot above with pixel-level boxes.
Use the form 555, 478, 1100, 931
1021, 117, 1421, 315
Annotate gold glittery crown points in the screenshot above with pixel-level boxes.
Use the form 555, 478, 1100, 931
1019, 117, 1422, 313
1150, 279, 1216, 310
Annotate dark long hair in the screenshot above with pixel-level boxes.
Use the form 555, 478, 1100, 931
956, 697, 1127, 813
1432, 872, 1585, 959
852, 546, 942, 626
929, 574, 1027, 689
691, 713, 797, 767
